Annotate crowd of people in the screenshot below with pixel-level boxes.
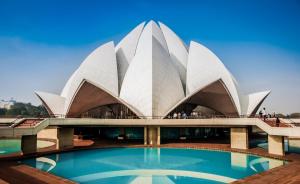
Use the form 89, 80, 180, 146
167, 111, 204, 119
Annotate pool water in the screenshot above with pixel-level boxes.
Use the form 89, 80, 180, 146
22, 148, 286, 184
0, 139, 55, 155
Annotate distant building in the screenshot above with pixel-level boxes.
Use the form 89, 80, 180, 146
0, 98, 16, 109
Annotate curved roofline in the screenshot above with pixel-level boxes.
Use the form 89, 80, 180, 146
162, 78, 239, 118
65, 79, 143, 118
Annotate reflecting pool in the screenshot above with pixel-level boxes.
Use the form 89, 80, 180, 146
22, 148, 286, 184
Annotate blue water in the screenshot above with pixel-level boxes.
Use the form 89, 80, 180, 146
22, 148, 285, 184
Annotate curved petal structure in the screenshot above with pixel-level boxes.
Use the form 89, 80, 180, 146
115, 22, 145, 89
159, 22, 188, 89
245, 91, 271, 116
186, 41, 241, 115
36, 20, 270, 118
63, 41, 119, 114
66, 80, 119, 117
35, 91, 65, 116
186, 79, 240, 116
120, 21, 185, 118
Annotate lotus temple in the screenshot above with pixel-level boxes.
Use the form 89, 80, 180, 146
1, 21, 300, 184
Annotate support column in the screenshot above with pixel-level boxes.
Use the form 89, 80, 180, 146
21, 135, 37, 155
230, 127, 248, 149
144, 126, 148, 145
57, 128, 74, 150
157, 127, 160, 146
268, 135, 284, 156
147, 126, 158, 146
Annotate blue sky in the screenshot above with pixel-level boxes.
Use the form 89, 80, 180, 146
0, 0, 299, 114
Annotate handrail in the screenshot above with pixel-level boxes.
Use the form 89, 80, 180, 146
49, 114, 252, 119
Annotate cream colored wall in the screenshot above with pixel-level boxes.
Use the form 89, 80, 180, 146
230, 127, 248, 149
268, 135, 284, 156
37, 127, 58, 140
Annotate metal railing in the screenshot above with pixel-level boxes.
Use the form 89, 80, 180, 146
47, 114, 251, 119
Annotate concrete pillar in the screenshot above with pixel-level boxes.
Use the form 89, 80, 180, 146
57, 128, 74, 150
157, 127, 160, 146
147, 126, 158, 146
268, 135, 284, 156
230, 127, 248, 149
144, 127, 148, 145
21, 135, 37, 154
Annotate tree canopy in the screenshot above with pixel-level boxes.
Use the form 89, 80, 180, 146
0, 103, 48, 117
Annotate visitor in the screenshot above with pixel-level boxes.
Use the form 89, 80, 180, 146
262, 107, 267, 121
182, 112, 187, 119
259, 110, 263, 118
173, 112, 178, 119
276, 117, 280, 127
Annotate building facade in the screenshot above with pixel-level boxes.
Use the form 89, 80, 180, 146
35, 21, 270, 119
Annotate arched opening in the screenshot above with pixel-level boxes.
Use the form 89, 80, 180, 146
66, 80, 138, 118
166, 79, 239, 118
80, 103, 138, 119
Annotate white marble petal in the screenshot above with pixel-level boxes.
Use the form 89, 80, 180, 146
35, 91, 65, 116
186, 41, 241, 115
116, 22, 145, 89
120, 21, 184, 118
159, 22, 188, 89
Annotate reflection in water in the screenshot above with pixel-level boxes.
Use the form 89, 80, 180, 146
230, 152, 285, 172
36, 157, 56, 172
22, 148, 286, 184
231, 152, 248, 169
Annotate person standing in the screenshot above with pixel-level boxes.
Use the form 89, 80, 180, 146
276, 117, 280, 127
259, 110, 263, 118
173, 112, 177, 119
262, 108, 267, 121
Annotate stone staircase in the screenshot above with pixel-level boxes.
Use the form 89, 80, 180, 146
14, 119, 43, 128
